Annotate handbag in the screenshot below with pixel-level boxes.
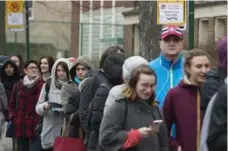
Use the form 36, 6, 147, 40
53, 117, 87, 151
6, 121, 15, 137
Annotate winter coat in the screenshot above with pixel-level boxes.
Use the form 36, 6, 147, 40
79, 70, 106, 134
62, 56, 92, 118
36, 58, 72, 149
84, 53, 126, 150
207, 81, 227, 151
9, 78, 44, 137
99, 99, 169, 151
200, 68, 226, 111
149, 54, 184, 106
0, 82, 8, 111
200, 93, 217, 151
65, 79, 88, 139
163, 77, 204, 151
104, 84, 126, 115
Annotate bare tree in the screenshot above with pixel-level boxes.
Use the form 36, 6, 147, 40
0, 1, 7, 55
139, 1, 161, 60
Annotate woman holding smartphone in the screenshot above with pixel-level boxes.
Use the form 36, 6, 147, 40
99, 65, 169, 151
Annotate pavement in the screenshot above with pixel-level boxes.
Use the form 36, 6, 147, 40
0, 122, 13, 151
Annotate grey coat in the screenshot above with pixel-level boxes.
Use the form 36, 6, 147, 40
99, 99, 169, 151
0, 82, 7, 111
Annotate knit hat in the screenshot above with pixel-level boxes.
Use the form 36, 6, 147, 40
122, 56, 148, 82
75, 56, 92, 69
103, 53, 127, 85
216, 36, 227, 72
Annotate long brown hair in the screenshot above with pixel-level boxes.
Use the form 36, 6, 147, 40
122, 64, 157, 104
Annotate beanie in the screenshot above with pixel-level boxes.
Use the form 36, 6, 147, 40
122, 56, 148, 82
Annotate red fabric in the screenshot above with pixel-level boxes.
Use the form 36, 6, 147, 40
9, 79, 44, 137
123, 129, 141, 149
162, 80, 204, 151
53, 136, 87, 151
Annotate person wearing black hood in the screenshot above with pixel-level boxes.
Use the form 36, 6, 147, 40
10, 55, 25, 79
86, 53, 127, 151
0, 60, 20, 121
79, 46, 125, 149
200, 36, 227, 112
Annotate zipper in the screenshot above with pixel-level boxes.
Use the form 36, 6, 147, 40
196, 90, 201, 151
170, 64, 174, 88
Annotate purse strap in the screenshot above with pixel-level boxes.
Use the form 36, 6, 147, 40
62, 114, 84, 139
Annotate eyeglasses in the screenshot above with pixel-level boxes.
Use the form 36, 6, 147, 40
27, 66, 38, 70
76, 67, 87, 72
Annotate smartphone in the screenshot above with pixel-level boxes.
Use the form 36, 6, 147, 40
153, 120, 163, 129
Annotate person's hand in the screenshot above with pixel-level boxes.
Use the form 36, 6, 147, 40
177, 145, 182, 151
138, 126, 158, 138
43, 102, 50, 111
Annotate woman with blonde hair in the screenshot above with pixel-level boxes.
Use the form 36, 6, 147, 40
99, 64, 169, 151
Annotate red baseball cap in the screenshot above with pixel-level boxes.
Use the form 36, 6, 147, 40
161, 25, 183, 39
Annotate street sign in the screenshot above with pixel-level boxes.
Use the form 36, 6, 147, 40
157, 0, 187, 26
5, 1, 25, 32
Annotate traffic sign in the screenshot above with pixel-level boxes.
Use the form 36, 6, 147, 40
157, 0, 187, 26
5, 1, 25, 32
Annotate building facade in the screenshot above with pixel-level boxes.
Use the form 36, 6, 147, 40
123, 1, 227, 56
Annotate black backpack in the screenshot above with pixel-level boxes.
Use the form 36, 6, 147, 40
35, 78, 51, 135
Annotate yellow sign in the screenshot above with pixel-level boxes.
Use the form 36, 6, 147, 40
5, 0, 24, 32
157, 0, 187, 26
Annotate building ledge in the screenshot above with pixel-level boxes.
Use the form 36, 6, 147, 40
122, 7, 139, 17
195, 1, 227, 7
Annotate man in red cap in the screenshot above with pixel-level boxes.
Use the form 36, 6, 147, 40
149, 25, 184, 106
148, 25, 185, 148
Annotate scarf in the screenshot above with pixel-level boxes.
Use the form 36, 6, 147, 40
74, 76, 82, 84
55, 78, 67, 89
23, 75, 39, 88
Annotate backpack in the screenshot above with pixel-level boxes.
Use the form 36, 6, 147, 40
35, 78, 51, 135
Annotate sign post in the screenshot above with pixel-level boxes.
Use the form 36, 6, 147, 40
5, 1, 24, 32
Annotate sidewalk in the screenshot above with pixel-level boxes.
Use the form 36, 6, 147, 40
0, 122, 13, 151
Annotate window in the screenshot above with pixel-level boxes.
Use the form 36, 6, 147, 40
215, 17, 226, 41
199, 19, 209, 45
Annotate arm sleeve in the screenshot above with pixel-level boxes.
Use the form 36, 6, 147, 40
61, 83, 70, 113
200, 79, 219, 111
65, 91, 78, 115
35, 84, 47, 116
163, 90, 178, 151
122, 129, 141, 149
9, 83, 18, 119
207, 85, 227, 151
79, 76, 98, 131
0, 83, 8, 111
89, 85, 110, 131
99, 101, 129, 151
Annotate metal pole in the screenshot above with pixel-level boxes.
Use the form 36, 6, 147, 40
188, 1, 194, 49
14, 32, 18, 52
25, 1, 30, 60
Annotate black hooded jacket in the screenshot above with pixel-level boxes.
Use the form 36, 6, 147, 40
1, 60, 20, 101
0, 60, 20, 121
79, 53, 127, 149
200, 68, 226, 111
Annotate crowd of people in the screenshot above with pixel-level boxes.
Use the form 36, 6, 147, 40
0, 25, 226, 151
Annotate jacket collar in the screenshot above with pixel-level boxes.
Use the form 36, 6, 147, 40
179, 76, 200, 89
160, 53, 183, 69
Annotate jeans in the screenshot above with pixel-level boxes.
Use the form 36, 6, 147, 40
17, 137, 40, 151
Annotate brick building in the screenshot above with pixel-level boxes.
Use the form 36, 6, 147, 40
123, 1, 227, 56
